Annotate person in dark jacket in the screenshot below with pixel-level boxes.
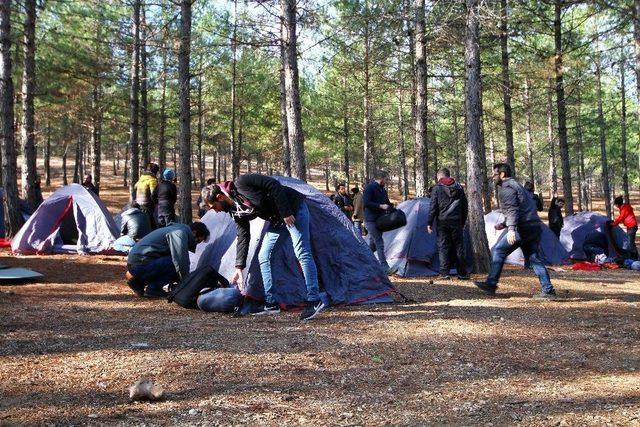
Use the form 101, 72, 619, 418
583, 226, 610, 263
204, 174, 325, 321
121, 203, 152, 241
524, 181, 543, 212
475, 163, 557, 299
426, 167, 469, 280
153, 168, 178, 227
334, 183, 354, 220
548, 197, 565, 238
363, 170, 396, 275
82, 174, 99, 196
126, 222, 209, 298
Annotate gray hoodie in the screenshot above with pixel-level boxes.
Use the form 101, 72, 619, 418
127, 223, 195, 281
498, 178, 541, 231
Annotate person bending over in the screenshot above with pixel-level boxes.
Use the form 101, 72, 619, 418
204, 174, 325, 321
613, 196, 638, 260
548, 197, 565, 238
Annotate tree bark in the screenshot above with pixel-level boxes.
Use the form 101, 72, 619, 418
413, 0, 428, 197
279, 21, 290, 176
499, 0, 515, 175
90, 83, 102, 194
197, 68, 204, 187
595, 30, 611, 217
281, 0, 306, 180
576, 91, 586, 212
0, 0, 22, 236
523, 77, 535, 185
20, 0, 38, 211
554, 0, 573, 214
140, 4, 150, 168
178, 0, 193, 223
73, 138, 81, 184
158, 41, 168, 173
397, 75, 408, 200
124, 143, 129, 188
464, 0, 491, 273
343, 77, 350, 189
129, 0, 141, 200
634, 0, 640, 169
62, 143, 68, 186
451, 62, 461, 182
230, 0, 239, 180
620, 49, 630, 202
44, 122, 50, 186
547, 78, 557, 199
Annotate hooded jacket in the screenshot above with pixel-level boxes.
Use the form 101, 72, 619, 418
498, 178, 541, 231
613, 204, 638, 228
120, 207, 152, 241
153, 179, 177, 213
426, 177, 468, 226
135, 172, 158, 207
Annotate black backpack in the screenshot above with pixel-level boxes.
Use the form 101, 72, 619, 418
167, 265, 230, 309
375, 208, 407, 232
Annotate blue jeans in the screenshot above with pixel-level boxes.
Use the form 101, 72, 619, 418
486, 223, 554, 293
353, 220, 362, 236
129, 256, 179, 293
365, 220, 389, 270
258, 202, 320, 305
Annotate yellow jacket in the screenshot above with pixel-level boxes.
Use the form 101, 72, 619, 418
135, 173, 158, 206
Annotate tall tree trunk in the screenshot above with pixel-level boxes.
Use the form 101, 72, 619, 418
140, 4, 150, 167
158, 41, 168, 172
342, 78, 350, 189
523, 77, 535, 185
596, 30, 611, 217
44, 122, 50, 186
397, 76, 408, 200
362, 0, 372, 181
620, 49, 630, 202
124, 143, 129, 188
91, 83, 102, 193
413, 0, 428, 197
197, 68, 204, 187
129, 0, 141, 200
499, 0, 515, 175
464, 0, 490, 273
0, 0, 22, 236
73, 139, 81, 184
450, 62, 461, 182
178, 0, 193, 223
547, 79, 557, 199
62, 143, 68, 186
230, 0, 239, 179
576, 91, 586, 212
281, 0, 306, 180
279, 21, 290, 176
634, 0, 640, 169
20, 0, 38, 211
554, 0, 573, 214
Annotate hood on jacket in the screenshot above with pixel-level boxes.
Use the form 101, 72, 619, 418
439, 178, 463, 200
137, 174, 157, 186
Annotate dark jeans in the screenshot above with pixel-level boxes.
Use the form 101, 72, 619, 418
436, 222, 467, 276
627, 226, 639, 260
365, 220, 388, 270
486, 223, 554, 293
129, 256, 179, 293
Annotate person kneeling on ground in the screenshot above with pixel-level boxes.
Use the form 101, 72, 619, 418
114, 203, 152, 253
475, 163, 558, 300
126, 222, 209, 298
426, 167, 469, 281
583, 225, 612, 264
204, 174, 325, 321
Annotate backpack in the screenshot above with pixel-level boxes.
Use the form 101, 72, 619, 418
167, 265, 230, 309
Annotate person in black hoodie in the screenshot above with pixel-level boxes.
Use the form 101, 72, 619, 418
524, 181, 543, 212
548, 197, 565, 238
153, 168, 178, 227
334, 183, 354, 220
204, 174, 325, 321
426, 168, 469, 280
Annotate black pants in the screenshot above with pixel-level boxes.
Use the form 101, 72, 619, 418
437, 222, 467, 276
627, 226, 639, 260
550, 224, 562, 239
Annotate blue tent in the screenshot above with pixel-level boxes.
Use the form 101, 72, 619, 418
191, 177, 395, 307
560, 212, 628, 259
484, 210, 569, 266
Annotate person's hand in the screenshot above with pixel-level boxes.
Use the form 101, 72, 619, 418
427, 226, 433, 234
380, 204, 390, 210
284, 215, 296, 226
507, 230, 518, 245
232, 268, 244, 289
494, 223, 506, 231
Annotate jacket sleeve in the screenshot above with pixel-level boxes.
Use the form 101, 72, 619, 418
167, 228, 191, 281
237, 174, 295, 218
426, 187, 439, 227
151, 185, 159, 205
612, 208, 624, 226
363, 185, 381, 211
334, 194, 345, 209
461, 190, 469, 225
500, 185, 520, 230
234, 217, 251, 269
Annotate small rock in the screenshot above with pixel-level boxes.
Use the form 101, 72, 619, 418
188, 409, 199, 416
88, 414, 99, 419
129, 378, 164, 402
130, 342, 150, 349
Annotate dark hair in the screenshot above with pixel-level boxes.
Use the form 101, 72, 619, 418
206, 178, 215, 185
373, 170, 389, 179
190, 222, 210, 239
203, 184, 224, 204
493, 163, 512, 178
148, 163, 160, 175
550, 197, 565, 208
614, 196, 624, 206
524, 181, 534, 192
437, 167, 450, 178
351, 187, 359, 194
337, 182, 346, 190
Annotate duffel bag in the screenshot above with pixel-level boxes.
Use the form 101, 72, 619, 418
375, 208, 407, 232
168, 265, 230, 309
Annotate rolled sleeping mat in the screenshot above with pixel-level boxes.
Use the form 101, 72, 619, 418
197, 287, 243, 313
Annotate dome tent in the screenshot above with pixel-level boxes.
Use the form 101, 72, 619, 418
484, 210, 569, 266
560, 211, 629, 260
191, 176, 395, 307
11, 184, 119, 254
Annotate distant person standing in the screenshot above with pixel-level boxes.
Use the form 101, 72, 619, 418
475, 163, 557, 299
82, 174, 98, 196
548, 197, 565, 238
613, 196, 638, 259
426, 167, 469, 280
334, 183, 354, 220
363, 170, 396, 275
351, 187, 364, 236
134, 163, 159, 229
154, 168, 177, 227
198, 178, 216, 218
524, 181, 543, 212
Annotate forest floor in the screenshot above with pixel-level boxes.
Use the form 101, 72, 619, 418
1, 164, 640, 426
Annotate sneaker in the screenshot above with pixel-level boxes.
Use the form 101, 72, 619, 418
457, 274, 471, 280
300, 300, 326, 321
474, 281, 497, 296
143, 288, 168, 299
127, 277, 145, 297
533, 290, 558, 300
438, 274, 451, 280
252, 303, 281, 316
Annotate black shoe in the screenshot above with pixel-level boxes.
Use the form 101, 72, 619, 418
127, 277, 145, 297
533, 290, 558, 300
143, 288, 168, 299
474, 281, 497, 296
457, 274, 471, 280
438, 274, 451, 280
252, 303, 281, 316
300, 300, 326, 321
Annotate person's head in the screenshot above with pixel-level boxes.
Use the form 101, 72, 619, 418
148, 163, 160, 176
373, 170, 389, 186
436, 167, 450, 180
203, 184, 234, 213
189, 222, 210, 246
614, 195, 624, 207
351, 187, 359, 195
83, 174, 92, 184
524, 181, 534, 192
337, 183, 347, 195
163, 168, 175, 182
492, 163, 512, 185
556, 197, 565, 208
206, 178, 215, 186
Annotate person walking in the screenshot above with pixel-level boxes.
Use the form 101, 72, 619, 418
363, 170, 396, 275
154, 168, 178, 227
613, 196, 639, 259
426, 167, 469, 280
334, 183, 354, 220
351, 187, 364, 236
548, 197, 565, 238
134, 163, 159, 229
474, 163, 558, 299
